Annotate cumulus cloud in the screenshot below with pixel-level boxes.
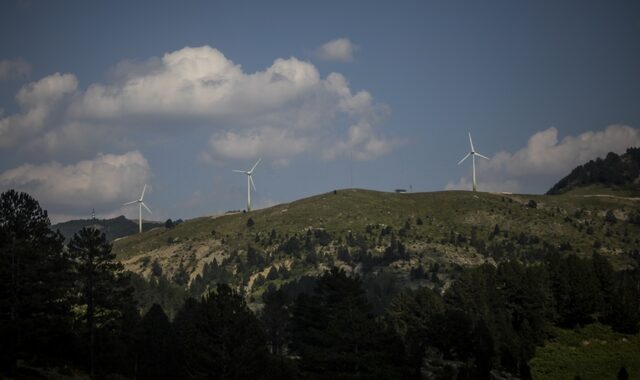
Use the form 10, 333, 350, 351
447, 125, 640, 193
0, 73, 77, 148
316, 38, 358, 62
0, 151, 152, 219
0, 58, 31, 80
485, 125, 640, 177
0, 46, 395, 163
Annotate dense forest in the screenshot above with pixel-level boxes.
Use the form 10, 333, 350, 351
1, 189, 639, 379
547, 147, 640, 195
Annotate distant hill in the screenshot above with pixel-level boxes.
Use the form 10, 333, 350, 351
52, 215, 163, 243
112, 188, 640, 311
547, 147, 640, 195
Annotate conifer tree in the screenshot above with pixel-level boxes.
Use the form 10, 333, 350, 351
68, 227, 134, 376
174, 285, 268, 379
0, 190, 72, 372
291, 268, 409, 379
135, 304, 179, 379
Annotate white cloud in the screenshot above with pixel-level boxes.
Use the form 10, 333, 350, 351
70, 47, 321, 120
0, 58, 31, 80
316, 38, 358, 62
0, 73, 77, 148
0, 46, 396, 163
448, 125, 640, 193
0, 151, 152, 217
484, 125, 640, 177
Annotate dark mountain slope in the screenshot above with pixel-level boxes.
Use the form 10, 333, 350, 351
547, 147, 640, 195
52, 215, 163, 243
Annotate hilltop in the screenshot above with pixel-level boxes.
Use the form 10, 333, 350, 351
547, 147, 640, 195
53, 215, 163, 243
113, 188, 640, 308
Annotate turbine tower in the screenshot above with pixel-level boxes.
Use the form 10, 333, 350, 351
233, 158, 261, 212
457, 133, 490, 192
124, 184, 152, 233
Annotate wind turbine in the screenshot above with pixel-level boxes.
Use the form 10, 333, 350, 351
124, 184, 152, 233
457, 133, 490, 192
233, 158, 261, 212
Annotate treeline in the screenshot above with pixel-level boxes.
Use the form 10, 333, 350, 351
2, 189, 640, 379
547, 147, 640, 194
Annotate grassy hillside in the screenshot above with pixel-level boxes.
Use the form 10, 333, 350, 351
530, 324, 640, 380
113, 189, 640, 303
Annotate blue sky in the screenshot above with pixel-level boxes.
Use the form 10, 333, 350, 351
1, 0, 639, 222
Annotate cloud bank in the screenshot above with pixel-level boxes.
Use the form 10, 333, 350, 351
0, 46, 395, 163
446, 125, 640, 193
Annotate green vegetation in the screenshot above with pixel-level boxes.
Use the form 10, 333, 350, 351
548, 147, 640, 195
4, 150, 640, 379
530, 324, 640, 380
112, 188, 640, 308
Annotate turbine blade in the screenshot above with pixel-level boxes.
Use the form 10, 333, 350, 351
249, 158, 262, 174
457, 153, 471, 165
476, 152, 490, 160
123, 200, 137, 206
141, 202, 152, 214
468, 132, 475, 152
232, 170, 246, 174
250, 175, 256, 191
140, 184, 147, 200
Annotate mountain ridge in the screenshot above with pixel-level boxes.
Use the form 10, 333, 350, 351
113, 188, 640, 309
52, 215, 163, 243
547, 147, 640, 195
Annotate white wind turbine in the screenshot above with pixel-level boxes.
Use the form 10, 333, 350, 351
124, 184, 152, 233
233, 158, 261, 212
457, 133, 490, 192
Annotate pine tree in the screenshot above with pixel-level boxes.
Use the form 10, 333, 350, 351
174, 284, 268, 379
135, 304, 179, 379
261, 288, 291, 356
68, 227, 134, 377
385, 287, 445, 377
291, 268, 409, 379
0, 190, 72, 372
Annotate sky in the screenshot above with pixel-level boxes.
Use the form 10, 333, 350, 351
1, 0, 639, 223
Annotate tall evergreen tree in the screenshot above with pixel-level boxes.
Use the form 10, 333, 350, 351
135, 304, 179, 379
291, 268, 409, 379
67, 227, 134, 377
261, 288, 291, 356
549, 254, 599, 327
173, 284, 268, 379
385, 287, 445, 377
0, 190, 72, 373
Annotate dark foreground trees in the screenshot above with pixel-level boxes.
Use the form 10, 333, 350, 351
2, 189, 639, 380
291, 268, 410, 379
68, 227, 136, 377
174, 284, 269, 379
0, 190, 71, 373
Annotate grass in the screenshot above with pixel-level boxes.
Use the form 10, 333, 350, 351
113, 188, 640, 267
530, 324, 640, 380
